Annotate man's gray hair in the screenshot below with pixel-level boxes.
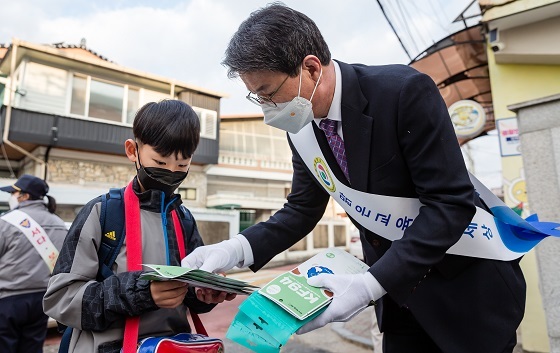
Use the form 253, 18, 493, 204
222, 2, 331, 79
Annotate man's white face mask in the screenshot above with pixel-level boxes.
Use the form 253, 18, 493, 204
262, 65, 322, 134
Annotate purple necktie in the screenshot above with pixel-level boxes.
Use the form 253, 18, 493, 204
319, 119, 350, 181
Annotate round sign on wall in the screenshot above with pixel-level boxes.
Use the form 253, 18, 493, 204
448, 100, 487, 139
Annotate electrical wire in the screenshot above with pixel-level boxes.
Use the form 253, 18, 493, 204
395, 0, 419, 53
408, 0, 448, 33
434, 0, 452, 29
427, 0, 449, 32
375, 0, 413, 60
400, 0, 433, 51
386, 0, 417, 54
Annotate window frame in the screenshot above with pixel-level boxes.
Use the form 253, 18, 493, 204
178, 187, 198, 201
67, 72, 164, 125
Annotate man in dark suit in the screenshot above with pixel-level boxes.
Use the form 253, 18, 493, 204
183, 3, 526, 352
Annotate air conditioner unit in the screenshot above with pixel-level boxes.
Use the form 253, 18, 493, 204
193, 106, 218, 140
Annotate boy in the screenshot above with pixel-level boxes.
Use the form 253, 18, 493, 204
44, 100, 234, 353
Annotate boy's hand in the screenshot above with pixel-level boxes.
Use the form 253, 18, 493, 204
150, 280, 188, 308
195, 287, 237, 304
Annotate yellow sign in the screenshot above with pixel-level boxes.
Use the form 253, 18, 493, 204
448, 100, 486, 138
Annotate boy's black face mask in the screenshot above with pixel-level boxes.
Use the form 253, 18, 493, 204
135, 146, 188, 196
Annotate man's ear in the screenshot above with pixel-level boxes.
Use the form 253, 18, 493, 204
302, 55, 322, 81
124, 139, 137, 163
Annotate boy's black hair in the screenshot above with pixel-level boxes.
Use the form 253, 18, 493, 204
133, 99, 201, 159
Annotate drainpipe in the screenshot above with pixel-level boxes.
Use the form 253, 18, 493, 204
3, 40, 47, 178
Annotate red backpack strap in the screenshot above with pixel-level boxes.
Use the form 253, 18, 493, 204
172, 211, 186, 259
171, 210, 207, 336
123, 181, 142, 353
190, 310, 208, 336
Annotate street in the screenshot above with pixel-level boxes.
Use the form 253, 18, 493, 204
44, 263, 375, 353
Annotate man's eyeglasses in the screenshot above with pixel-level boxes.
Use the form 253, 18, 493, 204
246, 75, 289, 107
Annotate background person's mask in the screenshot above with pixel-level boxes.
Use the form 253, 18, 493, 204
262, 65, 322, 134
8, 194, 19, 210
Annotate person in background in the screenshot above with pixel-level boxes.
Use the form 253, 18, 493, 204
0, 174, 67, 353
183, 3, 525, 353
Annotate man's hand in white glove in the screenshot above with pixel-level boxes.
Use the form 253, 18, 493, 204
181, 237, 244, 273
296, 272, 380, 334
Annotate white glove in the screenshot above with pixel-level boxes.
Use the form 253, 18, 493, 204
296, 272, 380, 334
181, 237, 244, 273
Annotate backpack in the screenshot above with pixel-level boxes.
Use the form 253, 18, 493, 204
58, 188, 195, 353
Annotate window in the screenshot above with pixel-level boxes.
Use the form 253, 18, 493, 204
126, 88, 140, 124
334, 225, 346, 246
489, 28, 499, 43
220, 131, 236, 153
69, 74, 147, 124
89, 79, 124, 122
0, 80, 4, 104
178, 187, 197, 201
313, 225, 328, 248
70, 75, 87, 116
255, 136, 272, 156
0, 169, 15, 178
239, 210, 256, 232
219, 120, 291, 165
143, 89, 169, 104
192, 107, 217, 140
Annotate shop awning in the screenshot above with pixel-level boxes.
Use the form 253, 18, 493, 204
409, 24, 494, 145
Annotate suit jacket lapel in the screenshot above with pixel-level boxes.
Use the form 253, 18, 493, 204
337, 61, 373, 192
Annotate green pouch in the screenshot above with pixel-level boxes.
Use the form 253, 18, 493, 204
226, 310, 282, 353
239, 291, 302, 343
227, 292, 327, 352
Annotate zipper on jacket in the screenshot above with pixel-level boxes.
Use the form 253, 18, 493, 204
161, 193, 180, 265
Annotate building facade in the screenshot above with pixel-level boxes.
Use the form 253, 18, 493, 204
407, 1, 560, 350
0, 39, 354, 266
210, 114, 351, 263
0, 38, 236, 241
481, 1, 560, 351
